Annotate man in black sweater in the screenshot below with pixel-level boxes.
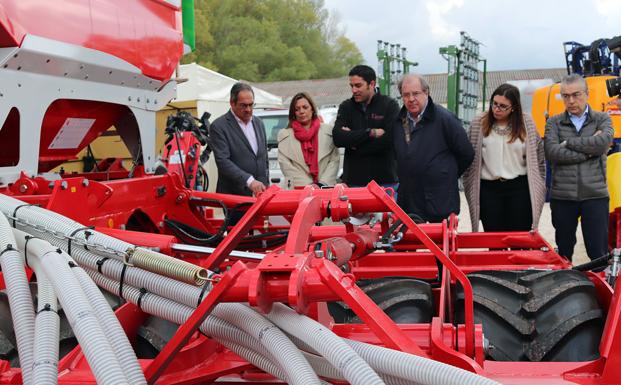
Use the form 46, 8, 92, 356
332, 65, 399, 189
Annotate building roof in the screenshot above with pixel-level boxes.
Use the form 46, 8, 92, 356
253, 68, 568, 107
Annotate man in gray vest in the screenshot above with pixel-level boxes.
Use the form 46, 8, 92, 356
544, 74, 614, 261
209, 82, 269, 196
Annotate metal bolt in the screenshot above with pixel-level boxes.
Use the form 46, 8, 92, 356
158, 221, 164, 228
82, 179, 89, 187
176, 194, 184, 202
60, 181, 68, 190
541, 247, 549, 252
315, 250, 324, 258
18, 184, 27, 193
339, 195, 348, 201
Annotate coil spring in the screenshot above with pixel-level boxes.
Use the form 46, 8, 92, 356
129, 247, 209, 286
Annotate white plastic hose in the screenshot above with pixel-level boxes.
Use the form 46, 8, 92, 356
71, 265, 146, 385
266, 303, 385, 385
0, 194, 209, 285
345, 339, 501, 385
13, 233, 129, 385
32, 269, 59, 385
19, 226, 209, 310
0, 213, 35, 385
32, 311, 59, 385
282, 312, 500, 385
212, 303, 321, 385
87, 270, 321, 385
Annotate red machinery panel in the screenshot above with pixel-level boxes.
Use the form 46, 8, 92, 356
0, 0, 183, 81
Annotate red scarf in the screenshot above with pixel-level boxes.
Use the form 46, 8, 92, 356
291, 118, 320, 183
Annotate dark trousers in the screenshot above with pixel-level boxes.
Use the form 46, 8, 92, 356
550, 197, 609, 261
480, 175, 532, 232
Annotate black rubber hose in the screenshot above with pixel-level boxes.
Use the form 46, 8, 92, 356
572, 254, 610, 271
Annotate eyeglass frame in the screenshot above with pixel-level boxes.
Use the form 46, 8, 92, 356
236, 102, 256, 109
560, 90, 586, 100
491, 101, 512, 112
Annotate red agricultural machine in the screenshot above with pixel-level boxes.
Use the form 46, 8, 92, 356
0, 2, 620, 385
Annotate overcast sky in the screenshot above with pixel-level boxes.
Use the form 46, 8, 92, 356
325, 0, 621, 74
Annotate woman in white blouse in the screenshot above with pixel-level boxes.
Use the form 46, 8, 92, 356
463, 83, 546, 231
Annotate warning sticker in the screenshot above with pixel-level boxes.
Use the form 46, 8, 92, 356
48, 118, 96, 149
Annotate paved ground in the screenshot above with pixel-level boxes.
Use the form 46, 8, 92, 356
457, 192, 589, 265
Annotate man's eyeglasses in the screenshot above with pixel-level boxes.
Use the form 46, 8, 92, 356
401, 91, 426, 99
492, 102, 512, 111
560, 91, 585, 100
237, 102, 255, 109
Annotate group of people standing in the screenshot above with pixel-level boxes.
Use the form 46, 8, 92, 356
208, 65, 614, 262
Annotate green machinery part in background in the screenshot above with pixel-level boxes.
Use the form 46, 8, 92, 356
182, 0, 196, 53
376, 41, 418, 98
439, 31, 487, 129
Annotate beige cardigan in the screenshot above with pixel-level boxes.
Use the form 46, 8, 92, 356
277, 123, 340, 188
463, 113, 546, 231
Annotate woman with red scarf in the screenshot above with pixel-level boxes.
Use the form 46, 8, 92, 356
278, 92, 340, 188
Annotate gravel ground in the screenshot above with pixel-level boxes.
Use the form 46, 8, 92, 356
457, 192, 589, 265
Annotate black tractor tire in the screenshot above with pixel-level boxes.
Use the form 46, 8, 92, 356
455, 269, 604, 362
328, 277, 434, 324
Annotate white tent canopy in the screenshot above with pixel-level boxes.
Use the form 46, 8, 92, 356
173, 63, 283, 118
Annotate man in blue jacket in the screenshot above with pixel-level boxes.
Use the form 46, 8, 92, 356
393, 74, 474, 223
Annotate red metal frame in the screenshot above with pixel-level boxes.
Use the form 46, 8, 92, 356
1, 176, 620, 384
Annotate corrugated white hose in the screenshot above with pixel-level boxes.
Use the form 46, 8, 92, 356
212, 303, 321, 385
211, 308, 416, 385
0, 214, 35, 385
32, 269, 60, 385
301, 352, 344, 381
86, 270, 321, 385
0, 194, 209, 285
58, 236, 206, 308
205, 315, 331, 384
13, 235, 129, 385
344, 339, 501, 385
266, 303, 385, 385
282, 315, 499, 385
218, 340, 331, 385
0, 194, 131, 258
71, 265, 146, 385
303, 348, 432, 385
205, 318, 287, 382
303, 351, 429, 385
13, 226, 207, 308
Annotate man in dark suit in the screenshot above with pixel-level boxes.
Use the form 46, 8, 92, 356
209, 82, 269, 196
